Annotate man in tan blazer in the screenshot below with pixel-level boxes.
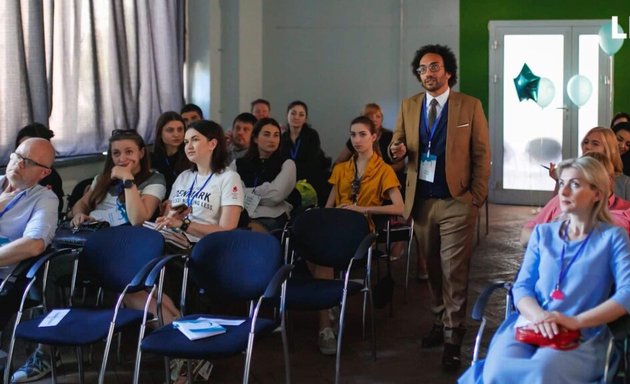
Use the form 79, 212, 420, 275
389, 44, 490, 371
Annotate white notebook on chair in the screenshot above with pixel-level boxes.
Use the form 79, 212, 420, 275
173, 318, 226, 341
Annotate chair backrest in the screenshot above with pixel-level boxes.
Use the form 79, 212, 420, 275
82, 226, 165, 292
190, 230, 282, 301
291, 208, 370, 269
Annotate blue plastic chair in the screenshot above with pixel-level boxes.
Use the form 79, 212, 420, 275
3, 226, 164, 384
133, 229, 293, 384
283, 208, 376, 384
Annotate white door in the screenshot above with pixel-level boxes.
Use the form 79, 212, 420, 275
489, 21, 612, 205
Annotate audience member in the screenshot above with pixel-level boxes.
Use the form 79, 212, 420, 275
180, 103, 203, 126
613, 121, 630, 177
155, 120, 243, 242
251, 98, 271, 120
227, 112, 256, 163
610, 111, 630, 128
151, 112, 191, 197
334, 103, 404, 174
521, 152, 630, 247
460, 156, 630, 384
333, 103, 411, 263
315, 116, 402, 355
389, 44, 490, 370
14, 123, 64, 217
230, 117, 295, 232
548, 127, 630, 200
71, 130, 166, 226
3, 139, 60, 383
280, 100, 330, 207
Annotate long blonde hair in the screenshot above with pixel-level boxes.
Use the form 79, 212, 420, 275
582, 127, 623, 176
556, 156, 613, 225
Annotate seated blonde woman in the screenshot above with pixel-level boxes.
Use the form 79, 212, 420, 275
460, 156, 630, 384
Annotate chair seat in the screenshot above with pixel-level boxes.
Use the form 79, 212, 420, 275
285, 278, 363, 310
15, 307, 145, 346
141, 314, 276, 359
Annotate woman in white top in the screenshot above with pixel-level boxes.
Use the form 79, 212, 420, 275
156, 120, 244, 240
70, 130, 177, 324
71, 129, 166, 226
230, 117, 296, 232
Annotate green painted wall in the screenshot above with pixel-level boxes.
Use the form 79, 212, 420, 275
460, 0, 630, 116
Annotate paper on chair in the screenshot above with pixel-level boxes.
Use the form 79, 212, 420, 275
173, 318, 226, 341
39, 309, 70, 327
202, 317, 246, 326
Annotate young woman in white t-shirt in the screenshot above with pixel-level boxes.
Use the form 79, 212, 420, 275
69, 130, 178, 324
155, 120, 244, 240
71, 129, 166, 227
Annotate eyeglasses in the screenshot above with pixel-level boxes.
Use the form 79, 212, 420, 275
350, 178, 361, 204
10, 152, 51, 170
111, 129, 140, 138
416, 63, 442, 75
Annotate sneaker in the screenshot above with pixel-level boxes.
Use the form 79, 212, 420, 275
318, 327, 337, 355
11, 348, 61, 383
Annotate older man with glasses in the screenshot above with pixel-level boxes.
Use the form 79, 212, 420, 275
0, 137, 58, 328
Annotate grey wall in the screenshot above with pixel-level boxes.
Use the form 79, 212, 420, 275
187, 0, 459, 157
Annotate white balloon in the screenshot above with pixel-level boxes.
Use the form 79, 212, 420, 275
536, 77, 555, 108
567, 75, 592, 107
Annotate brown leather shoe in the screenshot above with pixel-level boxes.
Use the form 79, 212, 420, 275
421, 324, 444, 348
442, 343, 462, 372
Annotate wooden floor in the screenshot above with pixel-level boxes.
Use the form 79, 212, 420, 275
3, 204, 533, 383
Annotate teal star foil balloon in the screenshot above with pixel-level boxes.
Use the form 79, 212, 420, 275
513, 63, 541, 102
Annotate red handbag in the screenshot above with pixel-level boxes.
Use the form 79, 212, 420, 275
515, 326, 580, 350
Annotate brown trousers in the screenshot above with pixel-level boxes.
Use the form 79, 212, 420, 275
413, 197, 477, 341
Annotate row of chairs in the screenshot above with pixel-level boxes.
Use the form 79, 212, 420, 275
1, 207, 410, 384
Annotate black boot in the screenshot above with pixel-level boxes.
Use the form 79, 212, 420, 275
421, 324, 444, 348
442, 343, 461, 372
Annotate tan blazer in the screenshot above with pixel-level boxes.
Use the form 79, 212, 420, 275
390, 91, 491, 219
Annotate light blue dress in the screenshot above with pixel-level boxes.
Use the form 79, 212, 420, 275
459, 221, 630, 384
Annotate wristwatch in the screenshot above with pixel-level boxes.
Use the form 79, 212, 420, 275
122, 179, 135, 189
179, 218, 191, 232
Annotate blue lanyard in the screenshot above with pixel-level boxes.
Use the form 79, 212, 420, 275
0, 190, 27, 220
290, 137, 301, 160
422, 100, 447, 155
187, 173, 213, 208
115, 198, 130, 224
556, 222, 593, 290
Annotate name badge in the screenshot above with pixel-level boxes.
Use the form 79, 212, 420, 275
243, 192, 261, 217
419, 153, 437, 183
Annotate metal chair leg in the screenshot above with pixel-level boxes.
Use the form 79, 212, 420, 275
280, 315, 291, 384
50, 346, 58, 383
335, 291, 349, 384
76, 346, 84, 383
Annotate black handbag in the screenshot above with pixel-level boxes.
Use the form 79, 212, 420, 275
53, 221, 110, 248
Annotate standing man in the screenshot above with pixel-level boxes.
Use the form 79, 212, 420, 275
389, 44, 490, 370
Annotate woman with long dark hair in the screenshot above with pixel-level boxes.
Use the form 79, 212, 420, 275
152, 111, 190, 196
230, 117, 296, 232
71, 130, 166, 226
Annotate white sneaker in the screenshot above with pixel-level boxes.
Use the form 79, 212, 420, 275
318, 327, 337, 355
11, 348, 61, 383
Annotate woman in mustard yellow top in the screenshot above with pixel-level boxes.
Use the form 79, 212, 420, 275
312, 116, 403, 356
326, 115, 403, 220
